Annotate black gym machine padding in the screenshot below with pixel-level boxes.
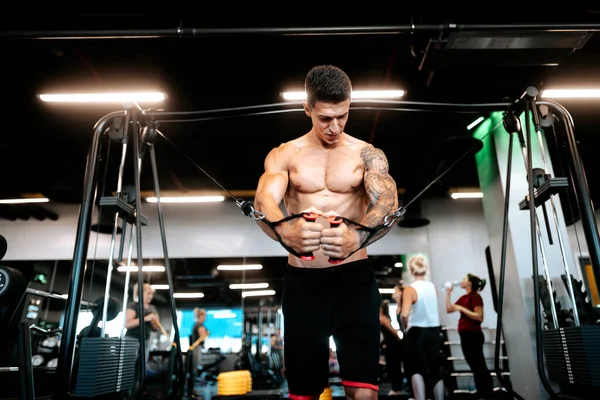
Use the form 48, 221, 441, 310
0, 235, 34, 400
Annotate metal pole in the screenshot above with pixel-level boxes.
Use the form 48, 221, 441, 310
120, 227, 135, 338
100, 113, 130, 337
147, 139, 185, 397
523, 101, 557, 399
43, 260, 59, 322
2, 23, 600, 39
131, 111, 148, 399
513, 122, 559, 329
538, 100, 600, 298
54, 110, 124, 400
529, 98, 580, 326
17, 322, 35, 400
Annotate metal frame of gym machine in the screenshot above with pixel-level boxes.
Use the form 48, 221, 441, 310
3, 22, 600, 400
65, 106, 186, 399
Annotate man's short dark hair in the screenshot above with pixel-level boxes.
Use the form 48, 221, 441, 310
304, 65, 352, 108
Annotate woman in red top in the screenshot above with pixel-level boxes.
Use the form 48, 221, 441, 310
445, 273, 494, 399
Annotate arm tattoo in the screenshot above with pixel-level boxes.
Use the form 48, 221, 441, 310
358, 146, 398, 245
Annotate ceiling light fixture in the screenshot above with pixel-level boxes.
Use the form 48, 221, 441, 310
242, 290, 276, 298
217, 264, 263, 271
229, 283, 270, 290
0, 197, 50, 204
150, 284, 170, 290
379, 288, 395, 294
38, 91, 166, 103
146, 196, 225, 203
173, 292, 205, 299
541, 89, 600, 99
117, 266, 165, 272
467, 116, 485, 130
450, 192, 483, 199
282, 90, 405, 101
210, 310, 238, 319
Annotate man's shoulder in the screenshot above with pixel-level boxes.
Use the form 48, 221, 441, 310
344, 132, 368, 145
343, 134, 379, 154
269, 138, 299, 155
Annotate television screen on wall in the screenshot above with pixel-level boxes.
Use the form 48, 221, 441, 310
176, 307, 244, 353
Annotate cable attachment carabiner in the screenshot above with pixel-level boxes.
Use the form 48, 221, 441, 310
383, 207, 406, 228
236, 199, 265, 221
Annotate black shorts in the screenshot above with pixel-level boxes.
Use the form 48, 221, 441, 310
282, 259, 382, 399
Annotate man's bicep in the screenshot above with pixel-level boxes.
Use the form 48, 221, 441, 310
255, 148, 289, 207
256, 171, 288, 204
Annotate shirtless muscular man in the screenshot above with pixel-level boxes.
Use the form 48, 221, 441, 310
254, 65, 399, 400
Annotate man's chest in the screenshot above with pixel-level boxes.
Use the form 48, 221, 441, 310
288, 147, 364, 192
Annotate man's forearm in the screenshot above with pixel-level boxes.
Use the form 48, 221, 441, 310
357, 190, 398, 247
254, 198, 286, 241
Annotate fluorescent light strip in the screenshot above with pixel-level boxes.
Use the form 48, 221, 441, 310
38, 92, 166, 103
229, 282, 270, 290
379, 288, 395, 294
117, 266, 166, 272
210, 310, 238, 319
146, 196, 225, 203
173, 292, 205, 299
242, 290, 276, 298
0, 197, 49, 204
282, 90, 405, 101
467, 116, 485, 131
541, 89, 600, 99
217, 264, 263, 271
150, 284, 170, 290
451, 192, 483, 199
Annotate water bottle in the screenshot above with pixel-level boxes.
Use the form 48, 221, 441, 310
442, 281, 460, 291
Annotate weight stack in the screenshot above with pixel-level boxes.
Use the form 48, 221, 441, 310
542, 325, 600, 387
74, 336, 140, 397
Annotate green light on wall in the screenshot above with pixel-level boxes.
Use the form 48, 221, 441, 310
472, 112, 504, 191
33, 273, 48, 285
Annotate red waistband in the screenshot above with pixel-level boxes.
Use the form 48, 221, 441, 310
341, 380, 379, 391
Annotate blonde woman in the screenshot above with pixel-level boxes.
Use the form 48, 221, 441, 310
401, 255, 444, 400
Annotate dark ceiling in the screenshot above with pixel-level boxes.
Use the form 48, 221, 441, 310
2, 10, 600, 308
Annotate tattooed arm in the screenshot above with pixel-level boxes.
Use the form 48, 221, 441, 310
356, 144, 399, 246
